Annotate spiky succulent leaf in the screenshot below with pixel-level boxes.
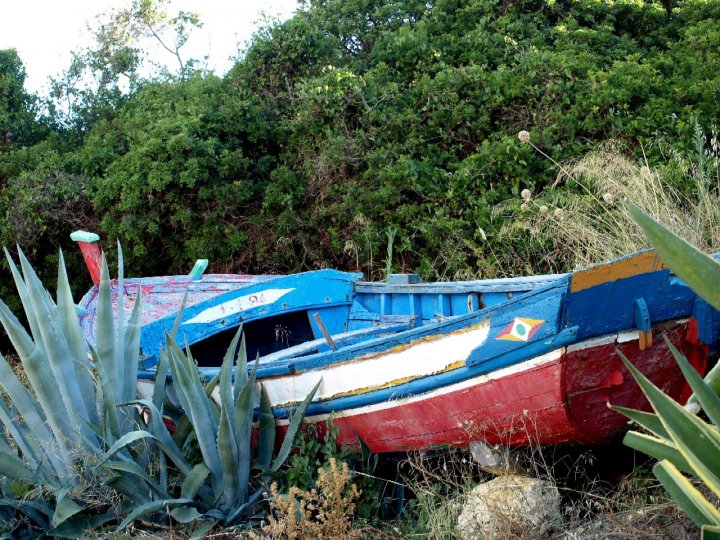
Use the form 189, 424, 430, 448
0, 357, 69, 477
623, 431, 694, 474
0, 497, 52, 528
217, 330, 240, 510
181, 463, 211, 500
233, 332, 248, 394
271, 378, 322, 471
51, 489, 83, 528
103, 460, 168, 499
47, 513, 115, 538
165, 336, 222, 492
233, 359, 258, 506
630, 205, 720, 311
663, 335, 720, 426
611, 405, 670, 439
56, 251, 96, 416
0, 451, 39, 484
653, 460, 720, 527
619, 352, 720, 500
258, 385, 275, 470
115, 498, 195, 532
17, 249, 92, 443
0, 300, 73, 463
127, 399, 192, 475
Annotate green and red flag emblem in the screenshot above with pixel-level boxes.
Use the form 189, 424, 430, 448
496, 317, 544, 342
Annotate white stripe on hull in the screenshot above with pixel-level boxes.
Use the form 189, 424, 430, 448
262, 319, 491, 407
278, 348, 565, 425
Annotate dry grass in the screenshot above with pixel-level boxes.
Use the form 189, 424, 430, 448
495, 130, 720, 272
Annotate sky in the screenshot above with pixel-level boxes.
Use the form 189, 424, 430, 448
0, 0, 300, 95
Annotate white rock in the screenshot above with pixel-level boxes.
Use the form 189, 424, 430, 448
457, 475, 561, 539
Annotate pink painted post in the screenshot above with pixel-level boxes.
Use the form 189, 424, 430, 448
70, 231, 102, 285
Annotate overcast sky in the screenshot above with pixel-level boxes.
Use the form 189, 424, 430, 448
0, 0, 300, 95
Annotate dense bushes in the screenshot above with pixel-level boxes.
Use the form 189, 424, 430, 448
1, 0, 719, 287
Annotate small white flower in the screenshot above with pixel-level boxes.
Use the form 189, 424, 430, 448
520, 203, 529, 212
517, 130, 531, 143
554, 208, 564, 218
539, 205, 549, 215
520, 188, 532, 200
602, 192, 614, 204
640, 166, 651, 178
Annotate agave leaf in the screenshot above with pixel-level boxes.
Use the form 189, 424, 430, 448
103, 460, 168, 499
0, 451, 39, 484
99, 431, 156, 465
0, 301, 73, 462
271, 378, 322, 471
92, 254, 129, 439
165, 337, 222, 490
217, 331, 239, 510
233, 331, 248, 395
121, 287, 142, 406
610, 405, 670, 439
4, 248, 47, 358
172, 415, 194, 448
233, 359, 258, 506
0, 497, 51, 528
115, 498, 195, 532
0, 401, 40, 471
56, 251, 96, 418
653, 460, 720, 527
152, 347, 171, 412
689, 362, 720, 411
105, 475, 151, 505
116, 241, 126, 397
0, 356, 69, 476
629, 205, 720, 311
703, 524, 720, 540
258, 385, 275, 470
47, 513, 115, 538
182, 463, 211, 499
623, 431, 694, 474
51, 488, 83, 528
17, 249, 92, 441
619, 352, 720, 499
88, 343, 121, 440
663, 335, 720, 426
169, 506, 204, 523
224, 487, 264, 524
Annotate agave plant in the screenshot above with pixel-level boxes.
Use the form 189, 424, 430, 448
107, 328, 321, 531
0, 245, 146, 535
0, 246, 321, 536
610, 206, 720, 539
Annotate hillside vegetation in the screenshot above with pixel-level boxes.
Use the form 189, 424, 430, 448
1, 0, 719, 293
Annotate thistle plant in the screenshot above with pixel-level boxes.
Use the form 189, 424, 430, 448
610, 205, 720, 539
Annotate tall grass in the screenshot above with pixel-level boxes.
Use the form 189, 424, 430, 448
495, 127, 720, 273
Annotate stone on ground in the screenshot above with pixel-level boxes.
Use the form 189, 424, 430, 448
457, 474, 561, 539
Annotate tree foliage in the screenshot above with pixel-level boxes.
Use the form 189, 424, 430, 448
1, 0, 720, 293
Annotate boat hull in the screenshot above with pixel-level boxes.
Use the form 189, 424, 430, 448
271, 321, 706, 452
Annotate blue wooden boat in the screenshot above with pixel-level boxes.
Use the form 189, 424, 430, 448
73, 232, 716, 452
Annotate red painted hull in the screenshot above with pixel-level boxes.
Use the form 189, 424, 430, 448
291, 322, 707, 452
